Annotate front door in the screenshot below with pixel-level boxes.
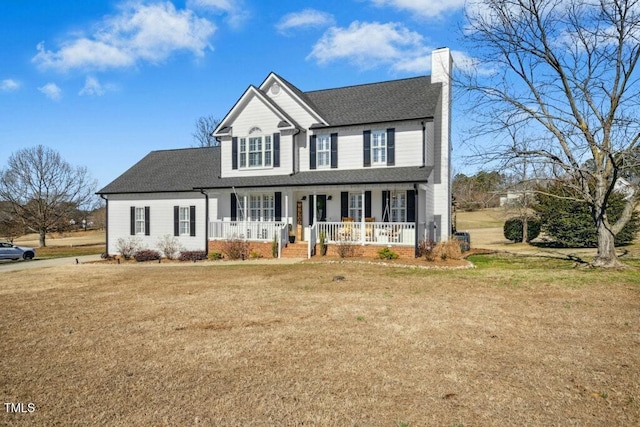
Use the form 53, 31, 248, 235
308, 194, 327, 225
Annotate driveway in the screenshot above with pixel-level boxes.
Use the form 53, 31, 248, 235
0, 254, 102, 273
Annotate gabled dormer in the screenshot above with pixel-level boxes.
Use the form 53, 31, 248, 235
213, 84, 304, 178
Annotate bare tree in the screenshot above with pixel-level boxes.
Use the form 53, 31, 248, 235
192, 115, 220, 147
460, 0, 640, 267
0, 145, 97, 247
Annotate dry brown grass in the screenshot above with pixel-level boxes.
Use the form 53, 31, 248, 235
1, 261, 639, 426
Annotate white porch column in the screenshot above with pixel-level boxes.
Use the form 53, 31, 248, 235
313, 192, 317, 225
285, 192, 289, 228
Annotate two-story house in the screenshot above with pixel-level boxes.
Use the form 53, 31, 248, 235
97, 47, 452, 258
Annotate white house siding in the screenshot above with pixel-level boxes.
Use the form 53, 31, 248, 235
106, 192, 207, 255
301, 121, 425, 172
263, 81, 322, 130
221, 96, 293, 178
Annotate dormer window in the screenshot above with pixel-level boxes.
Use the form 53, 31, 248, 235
239, 127, 272, 169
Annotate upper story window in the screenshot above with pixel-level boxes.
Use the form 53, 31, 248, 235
310, 133, 337, 170
240, 128, 272, 169
317, 135, 330, 168
372, 130, 386, 164
363, 128, 394, 167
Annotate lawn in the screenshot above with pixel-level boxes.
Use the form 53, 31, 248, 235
1, 257, 639, 426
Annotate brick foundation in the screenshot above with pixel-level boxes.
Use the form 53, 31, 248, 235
208, 240, 277, 260
208, 240, 416, 259
322, 244, 416, 258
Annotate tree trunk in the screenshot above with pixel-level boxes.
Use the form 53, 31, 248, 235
521, 216, 528, 244
592, 219, 624, 268
39, 229, 46, 248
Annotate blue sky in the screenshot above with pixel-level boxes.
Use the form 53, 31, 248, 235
1, 0, 473, 189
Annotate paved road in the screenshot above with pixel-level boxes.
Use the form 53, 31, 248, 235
0, 254, 103, 273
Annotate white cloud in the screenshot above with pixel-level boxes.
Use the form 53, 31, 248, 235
276, 9, 335, 34
370, 0, 466, 19
308, 21, 431, 72
187, 0, 250, 29
39, 83, 62, 101
32, 1, 216, 72
0, 79, 20, 91
79, 76, 106, 96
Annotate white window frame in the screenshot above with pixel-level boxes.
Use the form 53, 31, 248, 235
179, 206, 190, 235
390, 191, 406, 222
372, 130, 386, 165
317, 134, 331, 168
240, 128, 272, 169
135, 207, 145, 235
249, 194, 275, 221
348, 193, 362, 222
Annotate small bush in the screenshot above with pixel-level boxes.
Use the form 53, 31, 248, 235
272, 235, 278, 258
440, 239, 462, 260
133, 249, 161, 262
208, 251, 223, 260
503, 216, 541, 243
319, 231, 328, 256
178, 250, 207, 262
115, 237, 143, 260
418, 239, 437, 261
250, 250, 263, 259
422, 239, 462, 261
220, 239, 251, 260
377, 247, 399, 260
335, 240, 361, 258
156, 234, 184, 259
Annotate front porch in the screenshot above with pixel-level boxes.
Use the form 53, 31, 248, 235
208, 220, 418, 258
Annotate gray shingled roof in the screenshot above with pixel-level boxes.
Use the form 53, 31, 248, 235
99, 75, 440, 195
303, 76, 440, 127
97, 147, 219, 194
98, 147, 431, 194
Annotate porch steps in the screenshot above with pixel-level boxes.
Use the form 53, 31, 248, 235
281, 242, 310, 258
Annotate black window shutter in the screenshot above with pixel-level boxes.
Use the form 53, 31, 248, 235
230, 193, 237, 221
330, 133, 338, 169
365, 191, 372, 218
407, 190, 416, 222
174, 206, 179, 236
232, 137, 238, 170
130, 206, 135, 235
144, 206, 150, 236
273, 133, 280, 167
363, 130, 371, 167
387, 128, 395, 166
308, 195, 314, 226
190, 206, 196, 237
382, 191, 390, 222
274, 192, 282, 221
341, 192, 349, 219
310, 135, 317, 170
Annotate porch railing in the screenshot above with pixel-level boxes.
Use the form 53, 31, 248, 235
315, 222, 415, 245
209, 221, 285, 241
